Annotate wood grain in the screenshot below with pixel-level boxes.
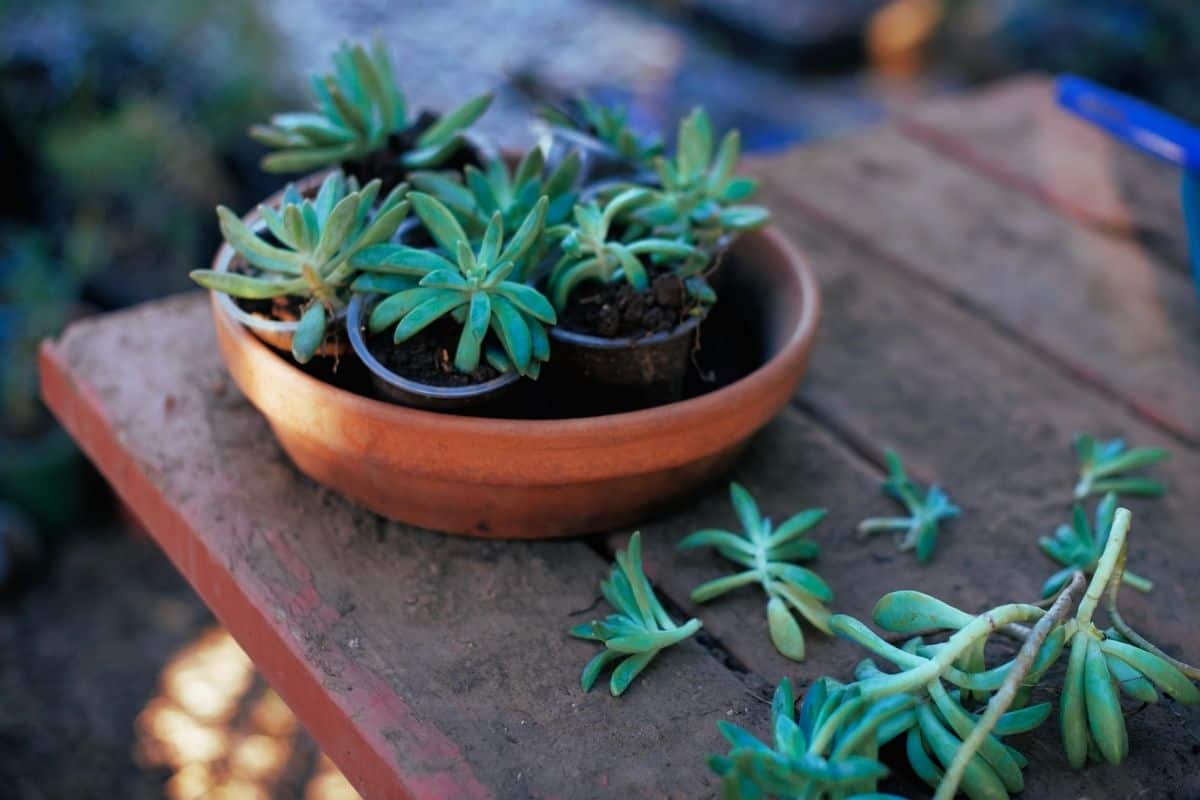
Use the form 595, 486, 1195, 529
750, 124, 1200, 445
898, 75, 1189, 273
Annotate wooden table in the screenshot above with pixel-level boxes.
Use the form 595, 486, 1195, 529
40, 76, 1200, 798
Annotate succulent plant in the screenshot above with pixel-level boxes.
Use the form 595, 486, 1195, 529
570, 532, 702, 696
189, 171, 409, 363
355, 192, 553, 377
538, 97, 663, 167
631, 107, 770, 249
545, 188, 703, 311
249, 39, 492, 175
711, 506, 1198, 800
410, 147, 580, 280
679, 483, 831, 661
857, 450, 960, 563
1072, 433, 1168, 500
1039, 492, 1152, 598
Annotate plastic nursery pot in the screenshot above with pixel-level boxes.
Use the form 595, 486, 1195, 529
346, 293, 520, 411
547, 312, 705, 415
208, 206, 821, 539
210, 174, 350, 359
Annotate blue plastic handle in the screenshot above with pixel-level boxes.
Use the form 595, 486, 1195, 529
1056, 75, 1200, 170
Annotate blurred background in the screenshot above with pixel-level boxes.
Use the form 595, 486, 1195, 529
0, 0, 1195, 796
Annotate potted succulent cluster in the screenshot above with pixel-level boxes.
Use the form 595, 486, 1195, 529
192, 37, 772, 414
193, 37, 821, 537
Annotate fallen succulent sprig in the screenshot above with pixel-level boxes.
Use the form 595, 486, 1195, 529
857, 451, 960, 562
678, 483, 831, 661
1072, 433, 1168, 500
1039, 492, 1152, 598
570, 532, 701, 696
711, 507, 1199, 799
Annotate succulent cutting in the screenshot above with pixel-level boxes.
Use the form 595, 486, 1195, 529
356, 192, 554, 377
678, 483, 831, 661
190, 170, 409, 362
857, 451, 961, 563
1072, 433, 1168, 500
570, 532, 702, 696
250, 39, 491, 175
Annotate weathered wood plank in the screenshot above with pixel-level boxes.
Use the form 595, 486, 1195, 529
897, 76, 1189, 272
748, 177, 1200, 797
749, 125, 1200, 445
41, 294, 766, 800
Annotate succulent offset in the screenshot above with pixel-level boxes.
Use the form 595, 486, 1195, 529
679, 483, 831, 661
355, 192, 554, 377
1072, 433, 1168, 500
857, 451, 961, 562
250, 39, 491, 174
190, 170, 409, 362
570, 532, 702, 696
545, 188, 703, 311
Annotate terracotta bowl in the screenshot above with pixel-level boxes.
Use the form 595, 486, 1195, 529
209, 223, 820, 539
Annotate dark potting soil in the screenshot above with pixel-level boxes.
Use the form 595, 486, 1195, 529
235, 294, 305, 323
366, 316, 502, 388
558, 271, 694, 339
227, 258, 308, 323
342, 110, 484, 190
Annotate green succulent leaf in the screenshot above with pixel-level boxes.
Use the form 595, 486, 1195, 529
291, 302, 327, 364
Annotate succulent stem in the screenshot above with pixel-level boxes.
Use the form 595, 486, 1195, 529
934, 570, 1086, 800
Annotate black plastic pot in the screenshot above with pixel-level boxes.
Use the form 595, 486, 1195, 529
547, 312, 705, 416
346, 293, 520, 411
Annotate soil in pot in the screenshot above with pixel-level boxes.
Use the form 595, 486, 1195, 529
557, 270, 692, 339
365, 316, 504, 388
342, 110, 485, 190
